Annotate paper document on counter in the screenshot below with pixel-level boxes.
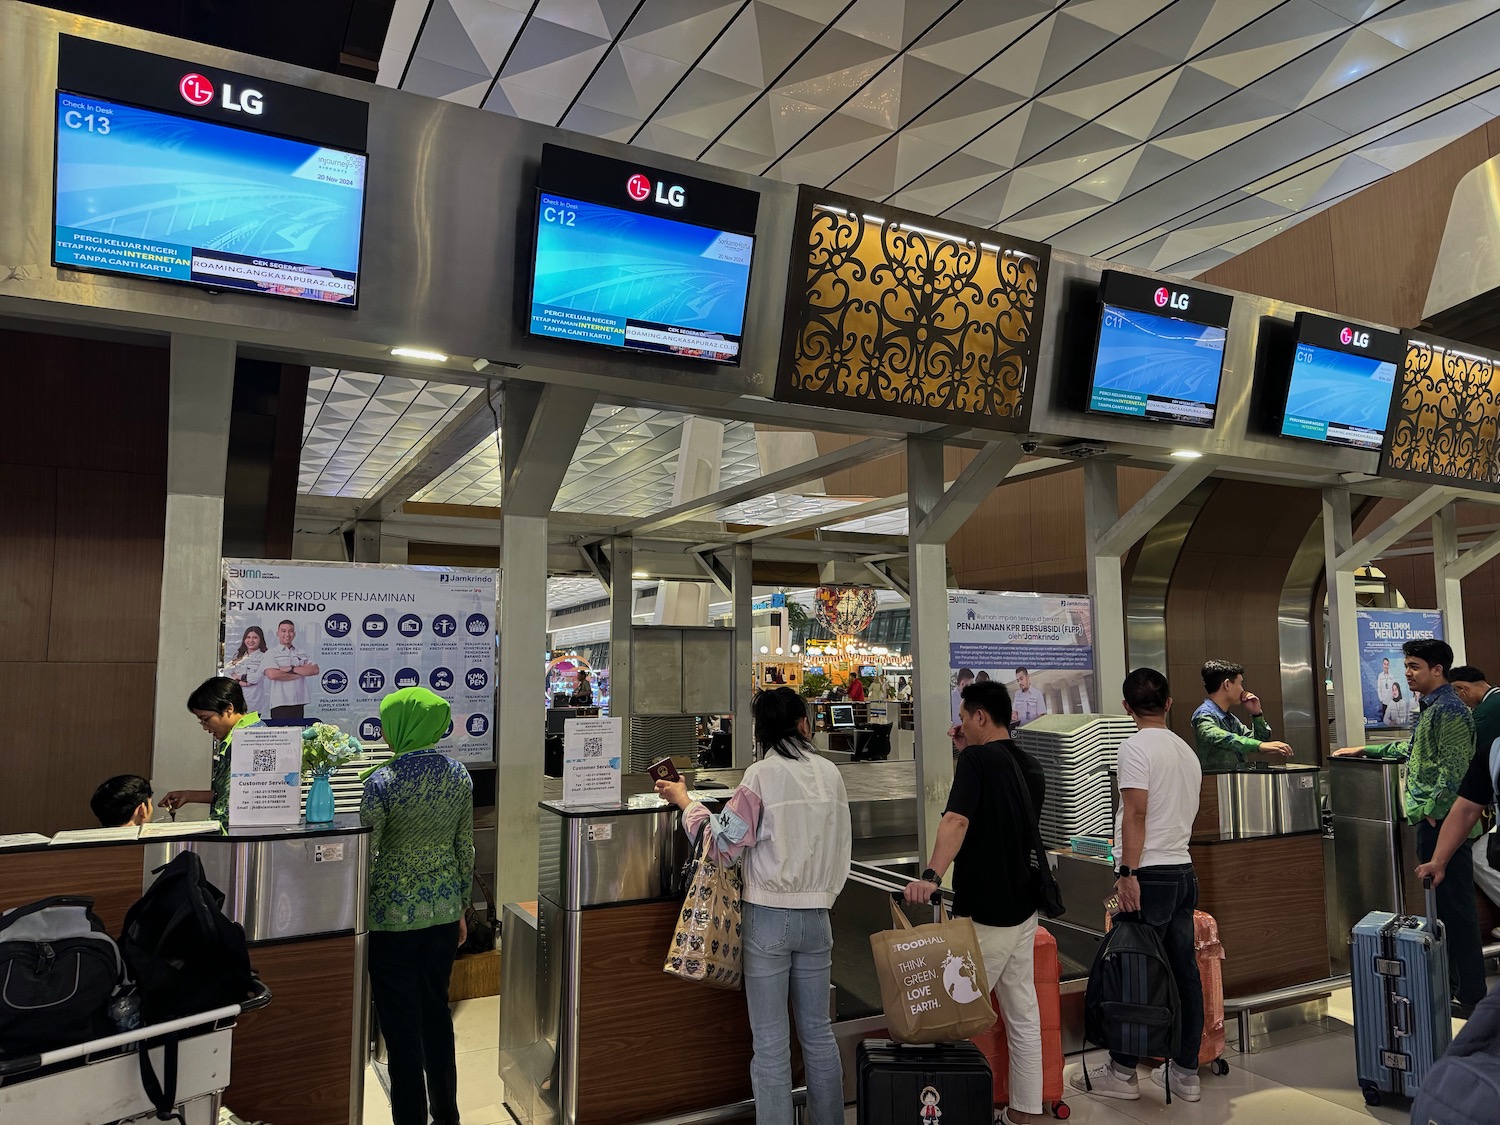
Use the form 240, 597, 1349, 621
50, 826, 140, 845
0, 833, 52, 849
139, 820, 223, 839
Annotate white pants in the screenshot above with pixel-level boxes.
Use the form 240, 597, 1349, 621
1473, 836, 1500, 913
974, 913, 1043, 1115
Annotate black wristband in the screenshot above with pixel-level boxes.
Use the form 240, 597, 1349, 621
921, 867, 941, 885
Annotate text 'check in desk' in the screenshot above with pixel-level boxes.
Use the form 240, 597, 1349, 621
502, 797, 766, 1125
0, 819, 371, 1125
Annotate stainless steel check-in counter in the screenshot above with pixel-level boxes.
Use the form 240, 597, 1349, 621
1196, 764, 1322, 840
145, 818, 372, 1123
1328, 755, 1423, 972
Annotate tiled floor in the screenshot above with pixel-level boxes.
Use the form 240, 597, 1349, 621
362, 988, 1455, 1124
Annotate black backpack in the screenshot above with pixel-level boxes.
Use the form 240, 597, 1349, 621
119, 851, 257, 1025
1083, 912, 1183, 1098
0, 896, 129, 1053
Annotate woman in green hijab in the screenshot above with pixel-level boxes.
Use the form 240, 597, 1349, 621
361, 687, 475, 1125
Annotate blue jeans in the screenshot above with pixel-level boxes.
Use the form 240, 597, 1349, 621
743, 902, 843, 1125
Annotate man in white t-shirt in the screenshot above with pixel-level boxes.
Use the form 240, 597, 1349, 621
1071, 668, 1204, 1104
263, 619, 319, 719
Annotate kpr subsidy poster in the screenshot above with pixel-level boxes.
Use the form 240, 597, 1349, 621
948, 591, 1094, 730
1356, 609, 1443, 729
223, 560, 496, 763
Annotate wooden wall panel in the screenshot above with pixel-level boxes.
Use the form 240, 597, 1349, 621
1193, 834, 1330, 995
49, 469, 166, 663
229, 935, 358, 1125
575, 899, 755, 1123
0, 843, 144, 933
1199, 121, 1497, 331
0, 464, 57, 653
0, 329, 169, 474
0, 329, 169, 839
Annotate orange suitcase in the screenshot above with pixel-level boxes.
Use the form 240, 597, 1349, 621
1103, 908, 1229, 1075
972, 924, 1070, 1119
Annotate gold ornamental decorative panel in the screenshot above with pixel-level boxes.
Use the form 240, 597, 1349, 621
1382, 337, 1500, 491
775, 188, 1049, 430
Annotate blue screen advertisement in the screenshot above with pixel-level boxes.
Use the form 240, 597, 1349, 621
530, 193, 753, 364
1281, 343, 1396, 450
53, 93, 366, 305
1088, 305, 1227, 426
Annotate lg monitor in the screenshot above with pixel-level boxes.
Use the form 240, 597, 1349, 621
1278, 313, 1401, 451
830, 704, 855, 729
1086, 271, 1233, 428
528, 144, 759, 365
52, 37, 368, 306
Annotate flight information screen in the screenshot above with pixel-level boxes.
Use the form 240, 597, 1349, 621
1087, 304, 1227, 427
54, 93, 367, 305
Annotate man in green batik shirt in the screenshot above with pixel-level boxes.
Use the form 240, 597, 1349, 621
1335, 638, 1485, 1015
1190, 660, 1294, 770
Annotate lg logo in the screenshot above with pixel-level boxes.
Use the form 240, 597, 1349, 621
1153, 286, 1189, 312
1340, 326, 1371, 348
627, 172, 685, 208
179, 71, 263, 115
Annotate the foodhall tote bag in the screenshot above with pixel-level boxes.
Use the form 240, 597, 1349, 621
871, 898, 997, 1043
663, 833, 744, 990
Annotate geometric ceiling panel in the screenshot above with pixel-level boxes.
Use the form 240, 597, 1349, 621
378, 0, 1500, 277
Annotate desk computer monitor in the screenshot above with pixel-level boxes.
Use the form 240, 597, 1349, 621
830, 704, 855, 729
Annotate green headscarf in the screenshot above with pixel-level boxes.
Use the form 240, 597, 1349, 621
361, 687, 451, 779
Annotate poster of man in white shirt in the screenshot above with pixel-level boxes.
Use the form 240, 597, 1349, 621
263, 619, 320, 719
1010, 667, 1049, 729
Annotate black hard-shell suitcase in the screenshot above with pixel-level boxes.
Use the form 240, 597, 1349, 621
857, 1038, 992, 1124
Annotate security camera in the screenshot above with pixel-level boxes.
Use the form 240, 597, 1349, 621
1020, 439, 1040, 454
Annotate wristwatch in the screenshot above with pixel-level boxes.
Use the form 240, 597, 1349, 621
921, 867, 941, 886
1115, 865, 1135, 879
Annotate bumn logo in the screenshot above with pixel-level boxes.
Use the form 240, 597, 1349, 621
627, 172, 685, 208
1340, 326, 1371, 348
1154, 286, 1189, 311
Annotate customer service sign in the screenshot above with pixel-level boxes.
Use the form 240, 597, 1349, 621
222, 560, 496, 763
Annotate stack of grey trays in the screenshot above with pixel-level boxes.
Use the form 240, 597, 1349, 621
1015, 714, 1138, 849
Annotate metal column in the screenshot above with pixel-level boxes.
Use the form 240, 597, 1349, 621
1432, 505, 1467, 666
732, 544, 755, 769
907, 436, 953, 862
609, 536, 633, 758
1083, 461, 1126, 712
1322, 488, 1364, 750
151, 335, 236, 803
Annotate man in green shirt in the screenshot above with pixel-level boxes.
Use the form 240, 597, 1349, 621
1190, 660, 1293, 770
1335, 639, 1484, 1015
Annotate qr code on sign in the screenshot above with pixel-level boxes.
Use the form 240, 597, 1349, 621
252, 746, 278, 772
583, 736, 605, 759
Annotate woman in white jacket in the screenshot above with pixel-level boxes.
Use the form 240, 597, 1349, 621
657, 687, 852, 1125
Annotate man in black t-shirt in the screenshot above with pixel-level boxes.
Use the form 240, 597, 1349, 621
905, 680, 1045, 1125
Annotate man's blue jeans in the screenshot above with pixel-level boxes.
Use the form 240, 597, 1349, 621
742, 902, 844, 1125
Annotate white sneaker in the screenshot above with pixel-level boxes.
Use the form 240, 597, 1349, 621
1151, 1062, 1202, 1102
1070, 1060, 1141, 1100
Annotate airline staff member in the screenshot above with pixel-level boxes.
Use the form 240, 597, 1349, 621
160, 677, 262, 828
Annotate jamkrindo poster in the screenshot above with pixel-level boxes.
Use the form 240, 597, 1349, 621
1356, 609, 1443, 729
222, 560, 497, 763
947, 591, 1095, 730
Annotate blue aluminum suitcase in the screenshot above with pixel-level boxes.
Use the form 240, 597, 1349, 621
1351, 880, 1451, 1106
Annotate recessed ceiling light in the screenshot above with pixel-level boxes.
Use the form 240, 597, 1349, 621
632, 571, 648, 578
391, 347, 448, 362
1170, 450, 1204, 460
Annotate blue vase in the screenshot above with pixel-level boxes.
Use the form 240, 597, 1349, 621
305, 770, 336, 825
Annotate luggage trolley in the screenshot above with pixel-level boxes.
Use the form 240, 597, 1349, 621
0, 983, 271, 1125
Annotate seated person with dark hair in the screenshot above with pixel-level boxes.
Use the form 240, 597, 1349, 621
90, 774, 154, 828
